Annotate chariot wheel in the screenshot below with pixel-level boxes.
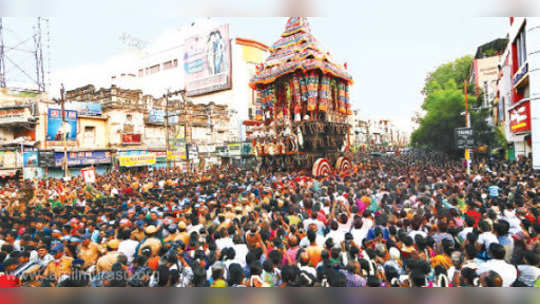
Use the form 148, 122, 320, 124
335, 156, 352, 174
312, 158, 332, 177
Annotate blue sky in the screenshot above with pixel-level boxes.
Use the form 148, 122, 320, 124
2, 13, 510, 133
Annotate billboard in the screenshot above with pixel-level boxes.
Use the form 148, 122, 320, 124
510, 101, 531, 133
0, 107, 33, 125
0, 150, 18, 169
148, 109, 179, 125
66, 102, 102, 117
38, 150, 56, 167
119, 151, 156, 167
47, 109, 77, 141
23, 147, 38, 167
55, 151, 112, 167
184, 24, 231, 96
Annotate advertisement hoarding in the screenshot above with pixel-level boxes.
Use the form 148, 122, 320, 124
66, 102, 102, 117
0, 150, 18, 169
38, 150, 56, 167
23, 147, 38, 167
119, 151, 156, 167
227, 142, 242, 157
455, 128, 475, 149
47, 109, 77, 141
148, 109, 179, 125
55, 151, 112, 167
0, 107, 33, 125
184, 24, 231, 96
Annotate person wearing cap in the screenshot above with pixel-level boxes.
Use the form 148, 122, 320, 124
137, 225, 162, 257
77, 234, 105, 270
41, 243, 73, 286
96, 239, 122, 273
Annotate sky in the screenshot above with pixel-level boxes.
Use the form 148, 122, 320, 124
0, 2, 514, 134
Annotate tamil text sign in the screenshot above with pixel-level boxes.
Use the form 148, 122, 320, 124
455, 127, 474, 149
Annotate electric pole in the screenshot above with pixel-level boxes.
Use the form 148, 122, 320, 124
59, 84, 69, 178
164, 89, 170, 170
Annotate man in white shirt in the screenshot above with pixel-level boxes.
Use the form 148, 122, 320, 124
477, 220, 498, 250
476, 243, 517, 287
117, 230, 139, 264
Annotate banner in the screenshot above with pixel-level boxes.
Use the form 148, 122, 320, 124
227, 142, 242, 157
0, 150, 18, 169
38, 150, 56, 167
148, 109, 179, 125
47, 109, 77, 141
23, 149, 38, 167
55, 151, 112, 167
119, 151, 156, 167
81, 167, 96, 184
0, 107, 33, 125
66, 102, 102, 117
167, 149, 187, 161
184, 24, 231, 96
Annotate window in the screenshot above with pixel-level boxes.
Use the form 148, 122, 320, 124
148, 64, 160, 74
516, 27, 527, 68
163, 61, 173, 70
84, 126, 95, 145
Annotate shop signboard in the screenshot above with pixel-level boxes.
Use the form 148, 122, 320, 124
38, 150, 56, 167
509, 101, 531, 133
0, 150, 18, 169
184, 24, 231, 96
227, 142, 242, 157
0, 107, 33, 125
47, 109, 77, 141
241, 142, 253, 156
119, 151, 156, 167
23, 147, 38, 167
121, 133, 142, 144
54, 151, 112, 167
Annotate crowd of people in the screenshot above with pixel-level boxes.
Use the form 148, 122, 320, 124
0, 152, 538, 287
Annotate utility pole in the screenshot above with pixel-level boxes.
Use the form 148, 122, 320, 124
164, 89, 170, 170
465, 80, 471, 175
182, 90, 191, 173
60, 84, 69, 178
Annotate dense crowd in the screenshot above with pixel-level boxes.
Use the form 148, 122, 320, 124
0, 152, 538, 287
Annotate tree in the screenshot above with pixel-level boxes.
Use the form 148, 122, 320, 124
411, 56, 480, 156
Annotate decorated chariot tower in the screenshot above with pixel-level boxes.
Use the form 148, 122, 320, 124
247, 17, 354, 176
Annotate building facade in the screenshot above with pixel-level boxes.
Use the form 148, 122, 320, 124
497, 17, 540, 165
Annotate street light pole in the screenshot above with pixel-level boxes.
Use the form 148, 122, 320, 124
164, 89, 170, 170
60, 84, 69, 178
465, 80, 471, 175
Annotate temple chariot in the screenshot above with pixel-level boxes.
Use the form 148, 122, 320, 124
245, 17, 354, 176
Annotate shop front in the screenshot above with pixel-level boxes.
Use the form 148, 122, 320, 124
46, 150, 113, 178
509, 100, 532, 159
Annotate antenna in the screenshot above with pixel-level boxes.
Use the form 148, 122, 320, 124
0, 17, 49, 92
0, 18, 6, 88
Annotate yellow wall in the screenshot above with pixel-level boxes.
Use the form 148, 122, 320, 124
78, 117, 109, 150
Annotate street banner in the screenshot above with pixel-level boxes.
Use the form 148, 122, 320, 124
23, 148, 38, 167
148, 109, 179, 125
119, 151, 156, 167
509, 100, 531, 133
227, 142, 242, 157
0, 150, 18, 169
66, 102, 102, 117
81, 167, 96, 184
455, 127, 474, 149
47, 108, 77, 141
55, 151, 112, 167
167, 149, 187, 161
184, 24, 231, 96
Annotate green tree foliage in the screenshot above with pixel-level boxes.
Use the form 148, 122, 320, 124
412, 56, 486, 156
